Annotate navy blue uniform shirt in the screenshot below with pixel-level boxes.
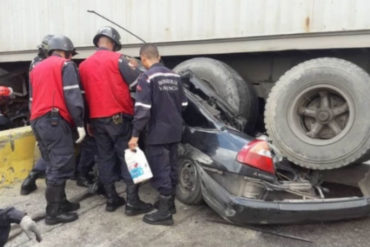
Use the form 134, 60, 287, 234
132, 63, 187, 145
0, 207, 25, 246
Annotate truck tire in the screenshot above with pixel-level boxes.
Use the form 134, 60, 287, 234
174, 57, 258, 134
265, 57, 370, 170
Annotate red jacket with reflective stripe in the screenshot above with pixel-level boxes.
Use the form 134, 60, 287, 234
79, 50, 133, 118
30, 56, 73, 124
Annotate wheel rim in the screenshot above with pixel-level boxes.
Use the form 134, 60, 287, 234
288, 84, 355, 146
179, 160, 198, 193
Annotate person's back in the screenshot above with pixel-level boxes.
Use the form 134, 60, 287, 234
79, 49, 133, 118
141, 63, 185, 145
78, 26, 151, 215
29, 35, 84, 226
30, 55, 74, 124
21, 34, 53, 196
129, 44, 188, 226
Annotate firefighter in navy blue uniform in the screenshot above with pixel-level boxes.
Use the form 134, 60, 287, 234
29, 34, 53, 71
0, 86, 13, 130
0, 207, 42, 245
128, 44, 188, 226
29, 35, 85, 225
22, 35, 98, 193
21, 34, 53, 195
79, 26, 152, 214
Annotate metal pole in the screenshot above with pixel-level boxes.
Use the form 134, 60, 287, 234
87, 10, 147, 44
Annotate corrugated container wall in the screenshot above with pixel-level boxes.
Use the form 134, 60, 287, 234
1, 0, 370, 60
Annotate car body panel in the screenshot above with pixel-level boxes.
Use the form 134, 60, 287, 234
197, 163, 370, 224
181, 81, 370, 224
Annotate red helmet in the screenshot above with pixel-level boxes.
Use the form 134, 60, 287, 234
0, 86, 14, 106
0, 86, 13, 97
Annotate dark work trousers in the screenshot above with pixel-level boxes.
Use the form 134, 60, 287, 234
0, 115, 11, 130
91, 116, 133, 185
76, 135, 97, 176
32, 158, 47, 173
0, 224, 9, 247
32, 137, 96, 176
31, 114, 75, 185
146, 143, 179, 196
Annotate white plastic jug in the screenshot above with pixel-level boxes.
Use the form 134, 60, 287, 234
124, 148, 153, 184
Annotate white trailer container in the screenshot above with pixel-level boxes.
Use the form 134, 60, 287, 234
2, 0, 370, 169
1, 0, 370, 61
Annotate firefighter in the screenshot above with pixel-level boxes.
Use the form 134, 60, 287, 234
22, 35, 97, 194
128, 44, 188, 225
79, 26, 152, 215
0, 207, 42, 245
0, 86, 13, 130
29, 34, 53, 70
21, 34, 53, 195
29, 35, 85, 225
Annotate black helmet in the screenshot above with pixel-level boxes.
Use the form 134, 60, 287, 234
38, 34, 53, 57
93, 26, 121, 51
48, 35, 77, 56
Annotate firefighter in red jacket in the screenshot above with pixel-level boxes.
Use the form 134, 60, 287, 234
79, 26, 152, 215
29, 35, 85, 225
21, 34, 53, 195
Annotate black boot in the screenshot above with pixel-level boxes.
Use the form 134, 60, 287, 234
20, 171, 42, 195
76, 174, 92, 188
153, 195, 176, 214
125, 184, 153, 216
60, 187, 80, 212
104, 183, 125, 212
45, 183, 78, 225
143, 195, 173, 226
87, 181, 106, 196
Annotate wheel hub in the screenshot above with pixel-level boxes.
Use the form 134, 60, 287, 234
180, 162, 196, 191
292, 85, 353, 143
316, 109, 332, 123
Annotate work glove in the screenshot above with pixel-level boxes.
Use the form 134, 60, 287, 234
75, 127, 86, 144
20, 215, 42, 242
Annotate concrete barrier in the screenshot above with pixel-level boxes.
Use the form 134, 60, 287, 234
0, 126, 36, 188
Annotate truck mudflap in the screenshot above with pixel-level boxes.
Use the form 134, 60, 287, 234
198, 165, 370, 225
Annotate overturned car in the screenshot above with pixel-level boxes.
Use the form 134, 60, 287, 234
173, 57, 370, 225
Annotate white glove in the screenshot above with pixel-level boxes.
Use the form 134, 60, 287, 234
20, 215, 42, 242
75, 127, 86, 144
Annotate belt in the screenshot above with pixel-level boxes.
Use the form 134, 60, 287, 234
112, 113, 133, 125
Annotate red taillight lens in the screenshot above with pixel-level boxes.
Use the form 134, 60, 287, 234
236, 139, 275, 174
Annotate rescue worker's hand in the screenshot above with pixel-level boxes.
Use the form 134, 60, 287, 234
128, 137, 139, 151
20, 215, 42, 242
75, 127, 86, 144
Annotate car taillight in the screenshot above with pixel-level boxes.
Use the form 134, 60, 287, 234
236, 139, 275, 174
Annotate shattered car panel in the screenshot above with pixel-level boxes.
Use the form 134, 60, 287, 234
178, 72, 370, 224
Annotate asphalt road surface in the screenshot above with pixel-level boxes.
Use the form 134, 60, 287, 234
1, 180, 369, 247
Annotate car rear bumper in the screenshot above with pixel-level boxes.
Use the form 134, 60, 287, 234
198, 165, 370, 225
